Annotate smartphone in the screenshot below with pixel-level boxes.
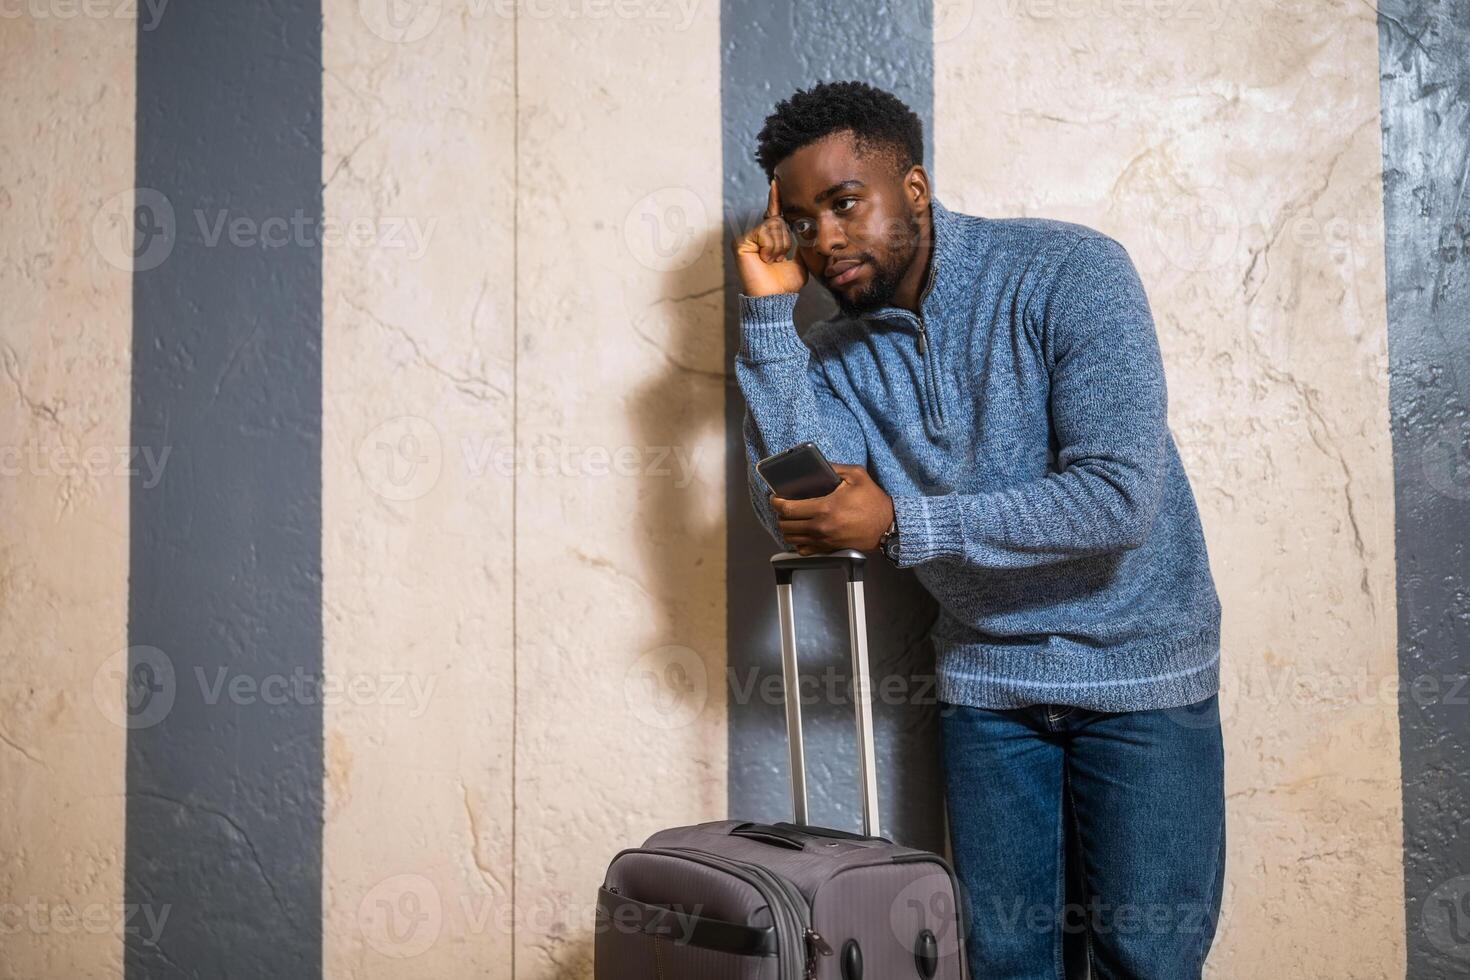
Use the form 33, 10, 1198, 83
757, 441, 842, 499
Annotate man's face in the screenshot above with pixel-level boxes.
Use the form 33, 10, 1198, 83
773, 130, 926, 317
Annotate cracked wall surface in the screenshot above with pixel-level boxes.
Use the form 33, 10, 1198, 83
0, 12, 133, 980
321, 1, 518, 977
936, 0, 1404, 975
323, 1, 725, 978
512, 6, 728, 977
0, 2, 1447, 978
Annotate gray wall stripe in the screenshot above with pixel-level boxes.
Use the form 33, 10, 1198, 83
721, 6, 945, 851
1376, 2, 1470, 975
126, 3, 323, 976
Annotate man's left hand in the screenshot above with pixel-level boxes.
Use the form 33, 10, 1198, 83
771, 463, 895, 555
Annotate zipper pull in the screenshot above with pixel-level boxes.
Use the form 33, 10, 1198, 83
916, 322, 927, 354
804, 929, 834, 977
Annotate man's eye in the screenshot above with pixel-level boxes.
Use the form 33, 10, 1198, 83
834, 197, 858, 213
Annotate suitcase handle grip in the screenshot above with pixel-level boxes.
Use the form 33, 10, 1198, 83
729, 822, 807, 850
770, 549, 866, 584
768, 549, 882, 838
730, 820, 895, 850
770, 820, 892, 844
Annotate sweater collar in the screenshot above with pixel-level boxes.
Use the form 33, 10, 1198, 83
856, 194, 963, 326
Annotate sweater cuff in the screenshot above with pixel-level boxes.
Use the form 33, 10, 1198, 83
737, 292, 807, 361
891, 493, 966, 566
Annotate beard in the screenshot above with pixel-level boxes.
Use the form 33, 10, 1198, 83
827, 214, 922, 318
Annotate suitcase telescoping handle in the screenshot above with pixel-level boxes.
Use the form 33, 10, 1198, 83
770, 549, 881, 839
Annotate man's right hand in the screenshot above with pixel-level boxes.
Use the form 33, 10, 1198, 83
732, 179, 808, 297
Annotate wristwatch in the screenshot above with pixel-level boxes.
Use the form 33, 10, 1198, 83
878, 516, 900, 564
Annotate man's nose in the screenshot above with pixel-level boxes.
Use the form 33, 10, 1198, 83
812, 215, 848, 255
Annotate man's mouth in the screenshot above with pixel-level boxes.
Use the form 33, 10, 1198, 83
826, 259, 866, 286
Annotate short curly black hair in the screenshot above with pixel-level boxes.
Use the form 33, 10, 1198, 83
754, 80, 925, 183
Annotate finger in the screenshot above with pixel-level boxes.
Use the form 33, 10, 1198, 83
776, 515, 820, 535
736, 204, 787, 260
757, 223, 789, 264
763, 220, 791, 260
778, 222, 793, 256
770, 495, 825, 519
829, 463, 866, 482
756, 224, 775, 264
778, 518, 821, 538
765, 178, 781, 220
735, 217, 766, 253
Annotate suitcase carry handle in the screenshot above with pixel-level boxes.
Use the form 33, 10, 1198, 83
769, 549, 882, 838
729, 822, 807, 850
770, 820, 890, 843
729, 820, 894, 850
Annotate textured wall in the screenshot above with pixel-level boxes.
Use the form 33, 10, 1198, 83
1377, 1, 1470, 976
322, 1, 725, 978
0, 13, 133, 980
935, 0, 1404, 975
4, 2, 1463, 978
126, 2, 325, 974
321, 2, 517, 976
513, 5, 728, 975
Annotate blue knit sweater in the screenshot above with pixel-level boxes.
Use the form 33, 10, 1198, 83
736, 195, 1222, 712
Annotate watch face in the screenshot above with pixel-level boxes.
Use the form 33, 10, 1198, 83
882, 532, 899, 561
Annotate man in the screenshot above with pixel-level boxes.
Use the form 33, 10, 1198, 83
732, 80, 1226, 979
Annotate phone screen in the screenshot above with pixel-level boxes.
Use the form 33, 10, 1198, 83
757, 442, 842, 499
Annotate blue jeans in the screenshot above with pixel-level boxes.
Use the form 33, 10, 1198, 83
940, 694, 1226, 980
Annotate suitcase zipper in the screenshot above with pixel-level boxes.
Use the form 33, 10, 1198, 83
735, 857, 832, 979
670, 849, 834, 980
804, 928, 834, 978
665, 847, 818, 980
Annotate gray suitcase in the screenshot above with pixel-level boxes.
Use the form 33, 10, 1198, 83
595, 550, 970, 980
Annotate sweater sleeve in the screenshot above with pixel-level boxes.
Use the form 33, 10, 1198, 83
888, 235, 1169, 569
733, 291, 868, 549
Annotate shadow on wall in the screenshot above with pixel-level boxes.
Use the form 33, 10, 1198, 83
625, 219, 729, 814
696, 218, 952, 855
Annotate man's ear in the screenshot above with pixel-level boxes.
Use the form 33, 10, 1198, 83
904, 164, 931, 214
